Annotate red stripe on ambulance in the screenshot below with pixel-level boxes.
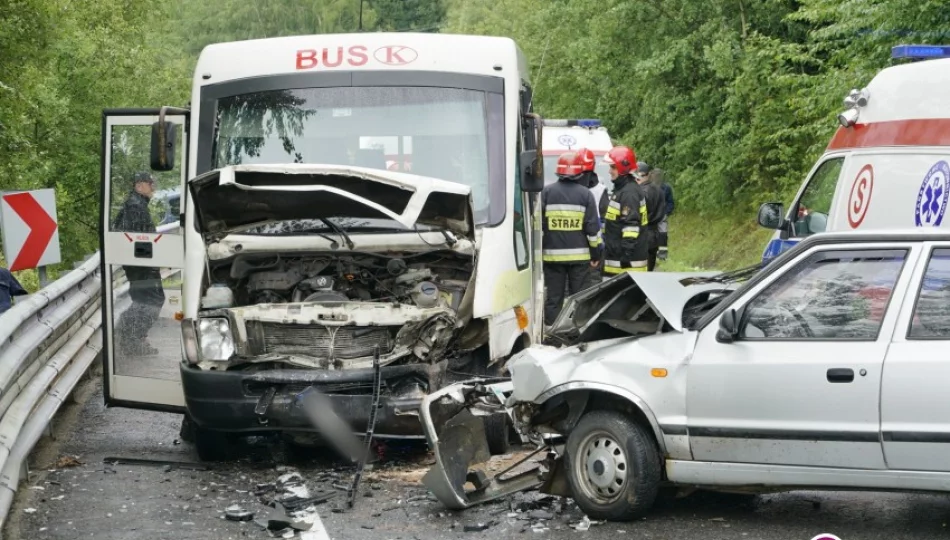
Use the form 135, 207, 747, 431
827, 119, 950, 150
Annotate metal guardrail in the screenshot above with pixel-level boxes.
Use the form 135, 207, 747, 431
0, 223, 180, 528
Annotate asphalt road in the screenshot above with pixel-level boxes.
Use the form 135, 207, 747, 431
9, 377, 950, 540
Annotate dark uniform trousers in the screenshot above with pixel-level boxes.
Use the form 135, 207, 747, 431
544, 263, 590, 324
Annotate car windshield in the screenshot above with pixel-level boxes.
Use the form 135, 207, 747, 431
211, 85, 504, 232
542, 155, 611, 189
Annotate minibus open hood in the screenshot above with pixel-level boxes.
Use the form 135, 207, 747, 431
188, 164, 475, 242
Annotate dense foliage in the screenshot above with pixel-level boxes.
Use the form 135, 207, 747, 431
446, 0, 949, 217
1, 0, 947, 285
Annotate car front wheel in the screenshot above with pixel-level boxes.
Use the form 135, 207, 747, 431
565, 410, 660, 521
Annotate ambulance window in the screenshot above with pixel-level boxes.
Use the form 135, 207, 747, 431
793, 157, 843, 237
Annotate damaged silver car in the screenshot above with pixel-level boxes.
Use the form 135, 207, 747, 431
426, 231, 950, 522
421, 267, 753, 518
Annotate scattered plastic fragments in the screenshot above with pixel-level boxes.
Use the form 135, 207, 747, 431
225, 504, 254, 521
463, 521, 494, 532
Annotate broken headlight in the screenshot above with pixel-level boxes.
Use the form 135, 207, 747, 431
197, 317, 235, 361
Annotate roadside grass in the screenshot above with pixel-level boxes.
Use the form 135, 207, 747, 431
658, 213, 774, 273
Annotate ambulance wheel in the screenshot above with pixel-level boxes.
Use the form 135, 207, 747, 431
484, 413, 511, 456
194, 426, 236, 462
565, 410, 660, 521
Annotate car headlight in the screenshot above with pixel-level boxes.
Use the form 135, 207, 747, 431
197, 318, 235, 361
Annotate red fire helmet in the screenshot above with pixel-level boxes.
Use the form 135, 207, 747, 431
602, 146, 637, 176
555, 148, 596, 177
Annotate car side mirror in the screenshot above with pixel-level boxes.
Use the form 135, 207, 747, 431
757, 202, 785, 230
716, 309, 740, 343
150, 120, 177, 171
520, 149, 543, 193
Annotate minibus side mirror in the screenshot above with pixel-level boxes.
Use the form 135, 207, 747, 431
520, 149, 543, 193
150, 121, 177, 171
757, 202, 786, 230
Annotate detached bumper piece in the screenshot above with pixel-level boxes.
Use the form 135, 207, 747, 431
180, 363, 431, 438
420, 381, 559, 510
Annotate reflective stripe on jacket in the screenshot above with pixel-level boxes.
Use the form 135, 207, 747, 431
541, 178, 602, 263
603, 175, 648, 273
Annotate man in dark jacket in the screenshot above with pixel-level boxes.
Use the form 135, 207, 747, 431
635, 162, 668, 271
0, 267, 28, 315
542, 149, 603, 325
601, 147, 649, 275
581, 160, 609, 290
113, 171, 164, 356
651, 168, 674, 260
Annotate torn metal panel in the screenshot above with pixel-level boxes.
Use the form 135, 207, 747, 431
420, 381, 551, 510
545, 271, 729, 343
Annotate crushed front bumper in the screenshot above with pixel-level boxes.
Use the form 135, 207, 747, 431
420, 380, 564, 509
180, 363, 433, 438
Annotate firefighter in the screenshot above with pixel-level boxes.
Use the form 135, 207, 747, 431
113, 171, 165, 356
650, 167, 674, 260
583, 155, 608, 289
634, 162, 668, 271
601, 146, 649, 275
541, 149, 603, 324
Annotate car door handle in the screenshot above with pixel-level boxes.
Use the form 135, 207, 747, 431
827, 368, 854, 383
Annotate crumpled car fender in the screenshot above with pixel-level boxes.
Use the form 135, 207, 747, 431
530, 381, 668, 455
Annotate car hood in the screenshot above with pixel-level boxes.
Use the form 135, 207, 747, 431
188, 164, 475, 243
546, 271, 730, 341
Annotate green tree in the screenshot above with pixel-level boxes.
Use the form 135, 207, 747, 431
371, 0, 446, 32
174, 0, 379, 56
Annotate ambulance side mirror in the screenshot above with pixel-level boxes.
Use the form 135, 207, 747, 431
757, 202, 786, 230
803, 212, 828, 235
520, 150, 543, 193
150, 121, 177, 172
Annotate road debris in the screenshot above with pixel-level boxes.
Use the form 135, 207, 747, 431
52, 455, 83, 468
225, 504, 254, 521
463, 521, 494, 532
101, 456, 209, 470
529, 509, 554, 520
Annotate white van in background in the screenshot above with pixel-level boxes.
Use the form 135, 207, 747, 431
541, 119, 613, 214
757, 45, 950, 263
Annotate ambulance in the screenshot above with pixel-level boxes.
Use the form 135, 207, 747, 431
541, 119, 613, 210
98, 32, 548, 459
758, 45, 950, 262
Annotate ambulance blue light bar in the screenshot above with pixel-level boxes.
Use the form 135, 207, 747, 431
542, 119, 602, 127
891, 44, 950, 60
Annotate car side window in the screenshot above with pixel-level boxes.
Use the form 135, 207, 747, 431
908, 248, 950, 339
740, 249, 907, 340
792, 157, 844, 237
